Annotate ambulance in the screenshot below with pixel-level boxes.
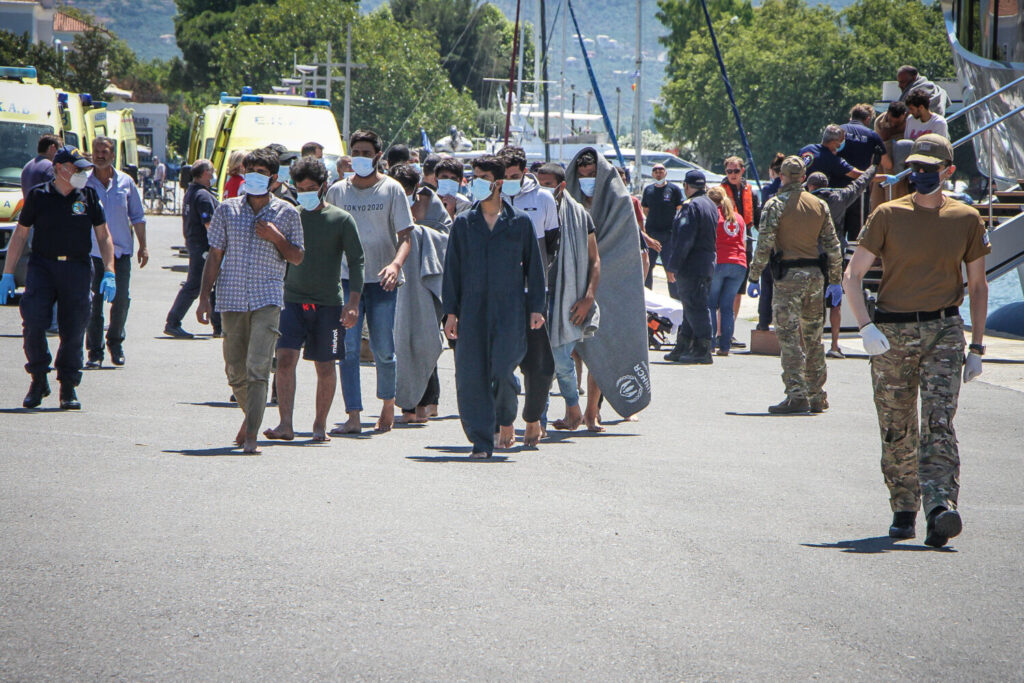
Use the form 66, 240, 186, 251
189, 88, 345, 198
88, 104, 140, 181
0, 66, 65, 287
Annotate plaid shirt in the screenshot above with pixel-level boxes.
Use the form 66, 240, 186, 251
208, 195, 304, 312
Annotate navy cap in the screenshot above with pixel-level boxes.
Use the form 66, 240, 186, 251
53, 145, 93, 169
684, 169, 706, 187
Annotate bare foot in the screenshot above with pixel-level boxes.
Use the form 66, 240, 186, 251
310, 431, 330, 443
470, 451, 492, 459
396, 411, 428, 424
329, 413, 362, 436
626, 414, 640, 422
263, 425, 294, 441
375, 402, 395, 432
235, 421, 246, 446
241, 436, 262, 454
584, 412, 605, 432
553, 406, 583, 431
524, 421, 542, 448
425, 404, 438, 418
416, 406, 432, 421
498, 424, 515, 449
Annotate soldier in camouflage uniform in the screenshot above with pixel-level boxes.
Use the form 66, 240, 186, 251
747, 156, 843, 414
843, 134, 990, 548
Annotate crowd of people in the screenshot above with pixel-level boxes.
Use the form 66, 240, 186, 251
0, 62, 992, 546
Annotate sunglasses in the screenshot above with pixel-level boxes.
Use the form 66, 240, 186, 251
911, 162, 941, 173
725, 169, 743, 174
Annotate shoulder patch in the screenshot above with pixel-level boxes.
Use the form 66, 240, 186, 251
72, 201, 86, 216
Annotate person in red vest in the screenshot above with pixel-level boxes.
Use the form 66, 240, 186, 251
719, 156, 760, 349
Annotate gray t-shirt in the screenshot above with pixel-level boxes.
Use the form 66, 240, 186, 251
326, 175, 414, 284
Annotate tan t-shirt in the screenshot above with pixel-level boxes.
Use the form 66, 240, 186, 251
858, 194, 990, 312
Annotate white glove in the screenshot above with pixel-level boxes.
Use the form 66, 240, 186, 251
963, 352, 983, 382
859, 323, 891, 356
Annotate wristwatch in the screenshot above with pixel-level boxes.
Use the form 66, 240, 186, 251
968, 343, 986, 356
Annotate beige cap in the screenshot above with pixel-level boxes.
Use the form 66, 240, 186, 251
906, 133, 953, 165
780, 155, 806, 178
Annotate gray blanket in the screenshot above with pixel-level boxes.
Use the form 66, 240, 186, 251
395, 225, 448, 409
566, 148, 651, 417
549, 190, 600, 348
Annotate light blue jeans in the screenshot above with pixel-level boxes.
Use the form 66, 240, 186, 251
551, 341, 580, 408
340, 281, 397, 412
708, 263, 747, 352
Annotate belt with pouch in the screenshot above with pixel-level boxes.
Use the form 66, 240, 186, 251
873, 306, 960, 324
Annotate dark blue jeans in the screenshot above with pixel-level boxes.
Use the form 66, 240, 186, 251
709, 263, 746, 352
88, 254, 131, 358
20, 255, 91, 385
340, 280, 397, 412
677, 274, 712, 342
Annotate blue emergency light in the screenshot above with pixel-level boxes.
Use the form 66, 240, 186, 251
304, 90, 316, 98
219, 93, 241, 104
0, 66, 37, 80
57, 92, 69, 104
308, 98, 331, 107
240, 94, 262, 102
80, 94, 93, 106
242, 86, 253, 95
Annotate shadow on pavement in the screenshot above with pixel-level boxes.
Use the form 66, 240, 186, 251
164, 446, 254, 457
181, 401, 238, 409
0, 407, 66, 413
801, 536, 956, 554
726, 411, 820, 417
410, 445, 514, 463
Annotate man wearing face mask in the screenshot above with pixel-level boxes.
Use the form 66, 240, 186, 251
84, 136, 147, 369
325, 129, 415, 434
263, 156, 363, 444
434, 156, 472, 219
442, 155, 546, 458
799, 124, 864, 188
640, 163, 681, 294
497, 145, 558, 446
196, 147, 304, 454
165, 159, 219, 338
843, 134, 989, 548
1, 146, 116, 410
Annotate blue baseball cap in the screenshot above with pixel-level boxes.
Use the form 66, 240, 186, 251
53, 145, 93, 169
684, 169, 706, 187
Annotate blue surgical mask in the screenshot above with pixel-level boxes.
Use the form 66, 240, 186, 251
501, 179, 522, 197
437, 178, 460, 197
471, 177, 492, 201
910, 170, 942, 195
351, 156, 375, 177
243, 171, 270, 196
579, 177, 596, 197
411, 163, 423, 175
296, 190, 320, 211
837, 141, 846, 152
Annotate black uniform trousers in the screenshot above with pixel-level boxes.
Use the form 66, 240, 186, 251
88, 254, 131, 358
20, 254, 91, 386
166, 246, 220, 330
677, 274, 713, 341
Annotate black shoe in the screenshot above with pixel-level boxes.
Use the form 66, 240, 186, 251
59, 384, 81, 410
108, 347, 125, 366
23, 376, 51, 408
664, 334, 693, 362
676, 339, 714, 365
888, 510, 916, 539
85, 358, 103, 369
768, 397, 810, 414
924, 507, 962, 548
731, 337, 747, 349
164, 324, 194, 339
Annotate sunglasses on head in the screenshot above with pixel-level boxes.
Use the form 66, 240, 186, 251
725, 168, 743, 174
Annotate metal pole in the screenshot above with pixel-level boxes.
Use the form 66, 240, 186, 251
616, 86, 621, 134
326, 43, 332, 101
559, 0, 566, 162
517, 12, 525, 109
988, 127, 995, 230
504, 0, 523, 145
344, 25, 352, 146
633, 0, 643, 191
541, 0, 551, 161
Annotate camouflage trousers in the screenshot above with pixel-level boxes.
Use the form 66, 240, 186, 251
772, 267, 826, 401
870, 316, 964, 513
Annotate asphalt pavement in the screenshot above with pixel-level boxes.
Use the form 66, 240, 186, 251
1, 215, 1022, 681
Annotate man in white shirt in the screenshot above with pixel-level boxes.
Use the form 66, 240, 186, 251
325, 129, 414, 434
904, 88, 949, 140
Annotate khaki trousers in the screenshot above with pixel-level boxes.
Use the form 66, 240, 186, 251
221, 306, 281, 435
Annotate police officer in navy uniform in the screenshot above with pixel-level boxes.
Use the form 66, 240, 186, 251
0, 146, 117, 410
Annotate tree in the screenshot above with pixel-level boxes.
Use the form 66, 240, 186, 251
66, 28, 137, 96
0, 30, 67, 88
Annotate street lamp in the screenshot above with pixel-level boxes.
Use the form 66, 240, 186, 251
295, 64, 317, 96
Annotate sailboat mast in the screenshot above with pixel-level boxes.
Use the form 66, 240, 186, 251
632, 0, 643, 192
540, 0, 551, 161
559, 0, 567, 162
504, 0, 523, 145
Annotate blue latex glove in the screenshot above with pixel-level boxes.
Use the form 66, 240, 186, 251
99, 271, 116, 303
880, 174, 899, 186
0, 273, 14, 305
825, 284, 843, 307
747, 281, 760, 298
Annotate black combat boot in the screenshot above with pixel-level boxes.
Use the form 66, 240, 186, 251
59, 383, 81, 410
924, 506, 962, 548
888, 510, 917, 539
23, 375, 51, 409
809, 397, 830, 413
768, 397, 810, 414
676, 338, 714, 365
663, 333, 693, 362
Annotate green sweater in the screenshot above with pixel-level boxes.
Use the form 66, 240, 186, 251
284, 204, 364, 305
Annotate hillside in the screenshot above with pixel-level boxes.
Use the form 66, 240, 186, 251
64, 0, 180, 61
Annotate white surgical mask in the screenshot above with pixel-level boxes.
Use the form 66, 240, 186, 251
654, 178, 667, 187
296, 190, 320, 211
69, 170, 90, 189
437, 178, 460, 197
351, 156, 375, 177
501, 179, 522, 197
243, 171, 270, 195
471, 178, 493, 201
408, 193, 416, 207
578, 177, 596, 197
